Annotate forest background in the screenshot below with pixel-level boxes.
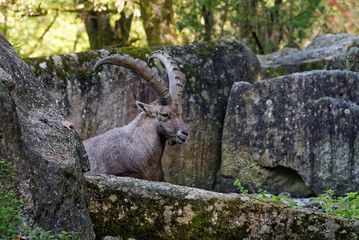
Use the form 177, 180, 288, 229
0, 0, 358, 58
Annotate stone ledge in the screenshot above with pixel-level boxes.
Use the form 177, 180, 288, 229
86, 175, 359, 240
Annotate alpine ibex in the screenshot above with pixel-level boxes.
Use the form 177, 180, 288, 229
83, 51, 188, 182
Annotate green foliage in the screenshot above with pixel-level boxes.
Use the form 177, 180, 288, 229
0, 1, 91, 57
320, 0, 359, 37
234, 179, 359, 220
11, 41, 22, 56
233, 179, 295, 206
231, 0, 323, 53
174, 0, 325, 53
0, 160, 22, 238
12, 226, 80, 240
0, 160, 80, 240
0, 0, 144, 57
174, 0, 215, 43
233, 180, 249, 195
1, 0, 359, 57
271, 195, 287, 203
316, 189, 359, 220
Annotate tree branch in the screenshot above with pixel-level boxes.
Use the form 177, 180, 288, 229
15, 7, 119, 18
28, 12, 59, 55
252, 31, 264, 54
39, 12, 59, 41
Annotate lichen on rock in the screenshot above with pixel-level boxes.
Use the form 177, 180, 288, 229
0, 33, 95, 238
216, 70, 359, 196
87, 175, 359, 239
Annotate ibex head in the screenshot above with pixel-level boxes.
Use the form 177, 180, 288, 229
93, 50, 189, 145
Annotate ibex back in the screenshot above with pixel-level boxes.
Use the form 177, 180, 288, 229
83, 51, 188, 181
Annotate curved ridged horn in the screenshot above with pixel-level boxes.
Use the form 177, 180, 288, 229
148, 50, 184, 103
93, 54, 172, 104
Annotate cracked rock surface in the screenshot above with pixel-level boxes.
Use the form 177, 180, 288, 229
216, 70, 359, 196
0, 33, 95, 238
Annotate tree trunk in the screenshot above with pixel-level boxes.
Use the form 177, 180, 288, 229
80, 1, 133, 49
139, 0, 177, 46
237, 0, 260, 52
82, 11, 120, 49
202, 5, 214, 41
115, 11, 133, 44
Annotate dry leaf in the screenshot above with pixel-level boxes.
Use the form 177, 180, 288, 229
13, 234, 27, 240
62, 121, 75, 130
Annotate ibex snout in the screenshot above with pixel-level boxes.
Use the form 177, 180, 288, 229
177, 129, 189, 144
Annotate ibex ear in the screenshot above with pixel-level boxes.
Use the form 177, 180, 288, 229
136, 101, 156, 117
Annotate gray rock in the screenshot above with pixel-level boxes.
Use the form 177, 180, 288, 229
260, 33, 359, 79
26, 39, 261, 190
103, 236, 121, 240
216, 70, 359, 196
257, 47, 299, 64
87, 175, 359, 240
0, 34, 95, 238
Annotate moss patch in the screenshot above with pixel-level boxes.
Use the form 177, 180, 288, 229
195, 42, 216, 60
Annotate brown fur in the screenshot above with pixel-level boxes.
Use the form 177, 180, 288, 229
85, 52, 188, 181
84, 101, 188, 181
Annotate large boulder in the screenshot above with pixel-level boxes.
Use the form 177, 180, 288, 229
87, 175, 359, 240
0, 34, 95, 237
26, 39, 261, 190
259, 33, 359, 79
216, 70, 359, 196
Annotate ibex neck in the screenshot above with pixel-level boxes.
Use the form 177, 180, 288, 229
126, 113, 166, 179
129, 113, 159, 139
128, 113, 166, 154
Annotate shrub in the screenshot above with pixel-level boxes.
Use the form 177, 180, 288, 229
234, 179, 359, 220
0, 160, 22, 238
0, 160, 79, 239
316, 189, 359, 220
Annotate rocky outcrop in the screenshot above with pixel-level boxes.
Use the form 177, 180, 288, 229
259, 33, 359, 79
87, 175, 359, 240
216, 70, 359, 196
26, 39, 261, 190
0, 34, 95, 238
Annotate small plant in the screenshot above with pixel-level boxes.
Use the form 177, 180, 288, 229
0, 160, 22, 238
255, 183, 269, 199
234, 179, 359, 220
233, 180, 248, 194
233, 179, 297, 207
11, 41, 22, 56
0, 160, 80, 239
271, 195, 288, 203
316, 189, 359, 220
287, 200, 297, 207
18, 227, 80, 240
246, 164, 254, 170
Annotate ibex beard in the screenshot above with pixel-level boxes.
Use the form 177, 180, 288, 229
83, 51, 189, 182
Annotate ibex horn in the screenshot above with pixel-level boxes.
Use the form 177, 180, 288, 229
148, 50, 184, 103
93, 54, 172, 104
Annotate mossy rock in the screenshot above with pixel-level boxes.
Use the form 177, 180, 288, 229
87, 175, 359, 240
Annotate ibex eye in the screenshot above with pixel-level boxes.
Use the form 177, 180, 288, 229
160, 113, 170, 118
